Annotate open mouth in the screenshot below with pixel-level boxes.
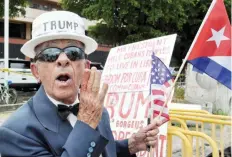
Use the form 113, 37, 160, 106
56, 74, 71, 82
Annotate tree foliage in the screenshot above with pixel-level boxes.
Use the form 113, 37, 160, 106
0, 0, 28, 18
61, 0, 231, 65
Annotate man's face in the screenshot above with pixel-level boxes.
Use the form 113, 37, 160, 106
31, 39, 86, 104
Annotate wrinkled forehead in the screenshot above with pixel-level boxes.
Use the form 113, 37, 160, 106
34, 39, 85, 53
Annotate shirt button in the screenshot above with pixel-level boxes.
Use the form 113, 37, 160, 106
90, 141, 96, 147
87, 153, 91, 157
88, 147, 93, 153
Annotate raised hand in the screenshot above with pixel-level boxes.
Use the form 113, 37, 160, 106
78, 67, 108, 129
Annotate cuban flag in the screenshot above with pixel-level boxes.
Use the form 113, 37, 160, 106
187, 0, 231, 89
150, 53, 173, 124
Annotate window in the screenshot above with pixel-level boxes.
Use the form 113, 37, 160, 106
0, 21, 26, 39
28, 0, 53, 11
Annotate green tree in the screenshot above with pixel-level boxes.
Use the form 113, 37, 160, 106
0, 0, 28, 18
61, 0, 231, 65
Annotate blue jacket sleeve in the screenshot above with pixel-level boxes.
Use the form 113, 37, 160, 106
115, 139, 137, 157
63, 120, 108, 157
102, 108, 136, 157
0, 121, 108, 157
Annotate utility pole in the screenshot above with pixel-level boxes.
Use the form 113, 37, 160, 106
4, 0, 9, 87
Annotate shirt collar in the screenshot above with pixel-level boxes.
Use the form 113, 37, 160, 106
46, 92, 79, 107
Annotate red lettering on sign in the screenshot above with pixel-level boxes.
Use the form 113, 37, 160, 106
140, 60, 151, 68
121, 72, 132, 83
119, 92, 135, 118
159, 135, 167, 157
112, 131, 117, 138
112, 130, 132, 140
133, 92, 150, 119
116, 62, 129, 69
103, 74, 121, 84
105, 93, 118, 118
117, 46, 127, 53
118, 131, 125, 140
105, 92, 154, 121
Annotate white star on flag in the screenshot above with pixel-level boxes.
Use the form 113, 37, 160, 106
207, 26, 230, 48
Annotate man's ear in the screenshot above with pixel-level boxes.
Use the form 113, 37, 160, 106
85, 59, 91, 69
30, 63, 40, 83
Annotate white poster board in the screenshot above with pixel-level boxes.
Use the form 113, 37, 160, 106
102, 34, 177, 157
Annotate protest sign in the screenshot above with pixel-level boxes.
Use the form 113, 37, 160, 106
102, 34, 177, 157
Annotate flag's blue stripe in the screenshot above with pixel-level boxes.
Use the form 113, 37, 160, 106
188, 57, 232, 89
192, 66, 204, 74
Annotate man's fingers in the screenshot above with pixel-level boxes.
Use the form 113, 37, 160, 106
80, 69, 91, 92
146, 140, 158, 148
143, 119, 161, 132
133, 132, 146, 141
146, 129, 159, 137
152, 118, 163, 127
145, 136, 158, 143
87, 67, 97, 92
92, 70, 101, 94
99, 83, 108, 103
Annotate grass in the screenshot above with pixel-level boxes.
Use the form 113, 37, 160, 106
174, 87, 185, 99
172, 86, 186, 103
212, 109, 230, 116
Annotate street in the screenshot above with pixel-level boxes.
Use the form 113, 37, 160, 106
0, 89, 36, 125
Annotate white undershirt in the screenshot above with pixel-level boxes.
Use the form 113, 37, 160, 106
46, 93, 78, 127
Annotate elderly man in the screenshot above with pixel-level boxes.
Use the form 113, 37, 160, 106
0, 11, 161, 157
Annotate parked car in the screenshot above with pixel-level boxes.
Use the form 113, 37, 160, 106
0, 58, 40, 91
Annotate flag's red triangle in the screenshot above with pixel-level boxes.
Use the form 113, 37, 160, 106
188, 0, 231, 60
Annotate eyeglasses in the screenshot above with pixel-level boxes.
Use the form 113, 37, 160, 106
34, 46, 86, 62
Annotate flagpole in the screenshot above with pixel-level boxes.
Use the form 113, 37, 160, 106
155, 0, 218, 119
171, 0, 217, 90
4, 0, 9, 88
147, 95, 152, 156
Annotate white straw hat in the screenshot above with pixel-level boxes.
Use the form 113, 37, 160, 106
21, 11, 98, 58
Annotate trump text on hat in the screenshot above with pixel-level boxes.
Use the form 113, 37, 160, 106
43, 21, 79, 32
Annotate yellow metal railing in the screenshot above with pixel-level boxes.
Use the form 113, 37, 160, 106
169, 115, 232, 125
167, 127, 193, 157
168, 109, 231, 157
170, 109, 210, 114
170, 111, 232, 120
